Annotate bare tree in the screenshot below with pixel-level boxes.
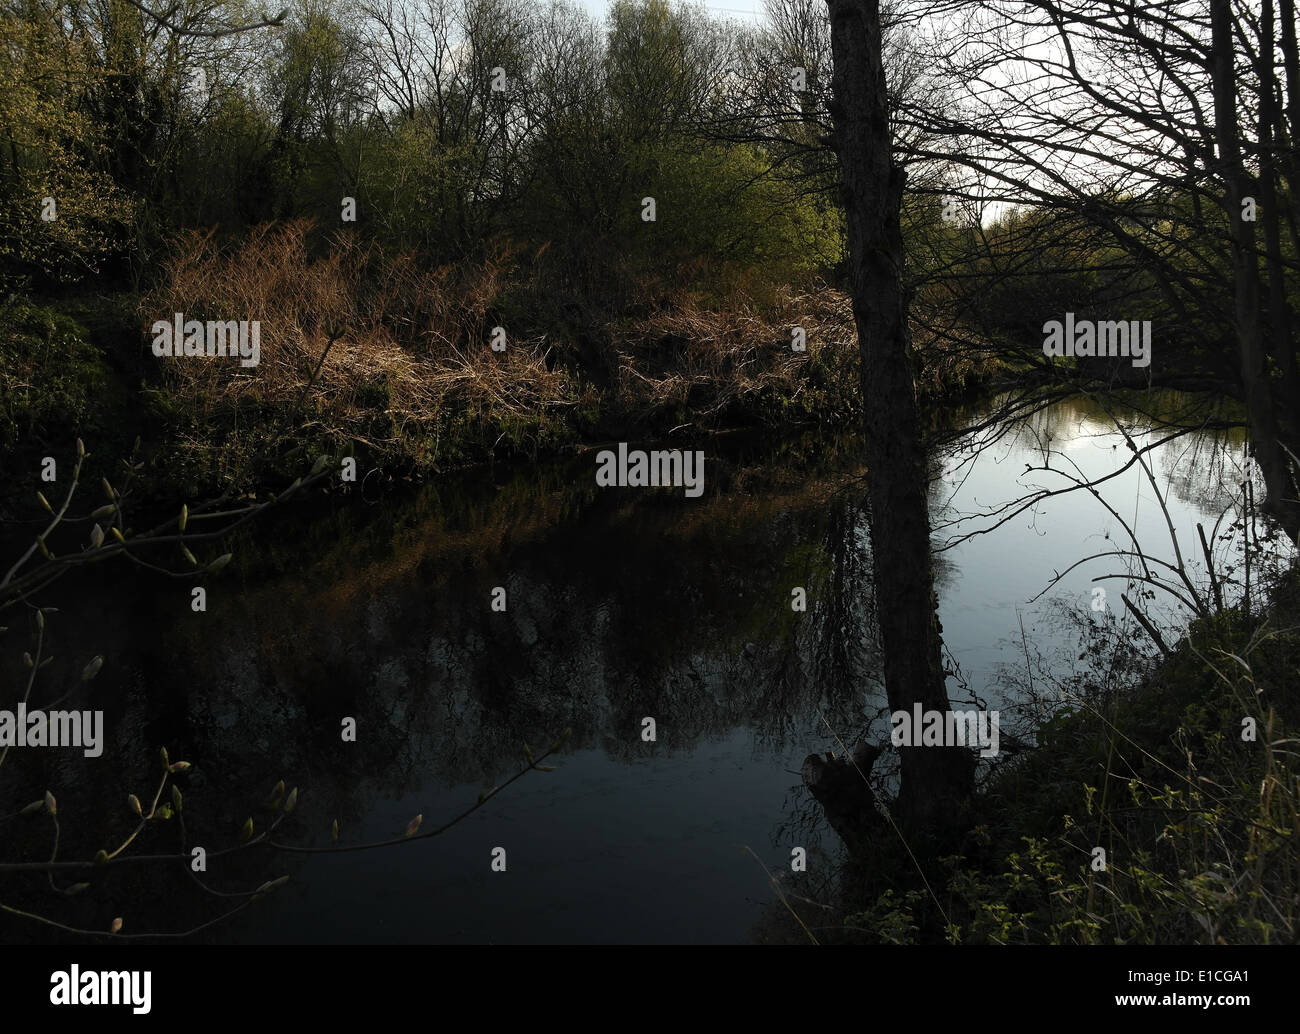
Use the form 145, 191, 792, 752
891, 0, 1300, 540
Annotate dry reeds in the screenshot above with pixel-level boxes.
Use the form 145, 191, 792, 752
140, 221, 891, 486
612, 283, 858, 424
142, 221, 575, 479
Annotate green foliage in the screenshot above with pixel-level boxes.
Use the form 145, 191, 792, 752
845, 888, 925, 944
0, 300, 113, 454
653, 142, 842, 287
856, 607, 1300, 945
0, 1, 133, 287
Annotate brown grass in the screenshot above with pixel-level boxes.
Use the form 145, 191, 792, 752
140, 219, 983, 488
141, 221, 578, 482
612, 283, 859, 425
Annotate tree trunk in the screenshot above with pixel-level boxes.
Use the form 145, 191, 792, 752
1212, 0, 1300, 541
1277, 0, 1300, 259
824, 0, 973, 829
1258, 0, 1300, 453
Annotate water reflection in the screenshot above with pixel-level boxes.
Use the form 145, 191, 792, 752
0, 395, 1281, 943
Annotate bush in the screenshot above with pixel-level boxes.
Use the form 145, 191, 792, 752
0, 300, 113, 464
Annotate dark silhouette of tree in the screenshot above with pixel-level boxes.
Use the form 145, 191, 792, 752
822, 0, 973, 831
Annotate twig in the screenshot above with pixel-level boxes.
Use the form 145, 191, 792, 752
1121, 592, 1171, 657
1197, 522, 1224, 613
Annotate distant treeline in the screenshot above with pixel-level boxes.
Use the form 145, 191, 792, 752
0, 0, 844, 294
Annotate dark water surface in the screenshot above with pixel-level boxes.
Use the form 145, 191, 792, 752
2, 394, 1274, 943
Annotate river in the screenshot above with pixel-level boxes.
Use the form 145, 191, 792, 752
1, 392, 1283, 944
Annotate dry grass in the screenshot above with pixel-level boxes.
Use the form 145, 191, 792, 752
612, 283, 859, 425
141, 221, 578, 482
141, 220, 971, 487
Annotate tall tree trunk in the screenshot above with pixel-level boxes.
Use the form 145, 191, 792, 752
1277, 0, 1300, 259
1259, 0, 1300, 453
1211, 0, 1300, 542
824, 0, 973, 828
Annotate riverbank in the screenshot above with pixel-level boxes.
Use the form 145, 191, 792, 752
824, 564, 1300, 945
0, 227, 1001, 519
